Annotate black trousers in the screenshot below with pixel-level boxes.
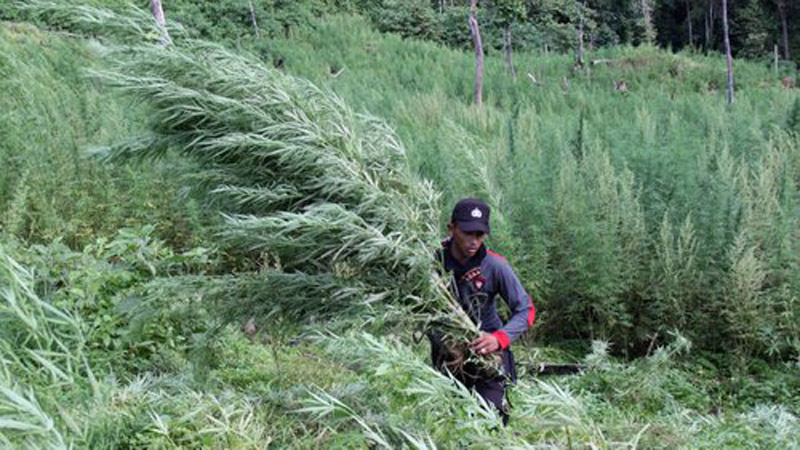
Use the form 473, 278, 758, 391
429, 333, 516, 425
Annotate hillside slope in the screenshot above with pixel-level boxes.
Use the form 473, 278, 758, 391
1, 7, 800, 448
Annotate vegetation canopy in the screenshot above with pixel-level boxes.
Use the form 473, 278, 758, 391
1, 0, 799, 447
90, 34, 484, 356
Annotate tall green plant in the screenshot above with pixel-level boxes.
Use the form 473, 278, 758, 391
91, 38, 481, 350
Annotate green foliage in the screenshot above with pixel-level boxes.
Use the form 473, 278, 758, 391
22, 226, 214, 366
3, 3, 800, 447
87, 32, 482, 352
543, 140, 646, 343
0, 246, 82, 447
164, 0, 322, 42
437, 5, 473, 50
11, 0, 800, 59
11, 0, 800, 358
788, 96, 800, 135
1, 233, 798, 447
733, 0, 773, 59
0, 235, 254, 448
242, 12, 800, 357
370, 0, 442, 42
488, 0, 527, 26
0, 22, 210, 249
8, 0, 177, 43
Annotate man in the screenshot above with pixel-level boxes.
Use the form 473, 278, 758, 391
431, 198, 535, 425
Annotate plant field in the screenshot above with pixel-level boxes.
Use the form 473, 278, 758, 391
1, 2, 799, 448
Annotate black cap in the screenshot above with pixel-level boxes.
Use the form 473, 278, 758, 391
451, 198, 490, 234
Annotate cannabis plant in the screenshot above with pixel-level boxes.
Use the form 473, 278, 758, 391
90, 38, 481, 360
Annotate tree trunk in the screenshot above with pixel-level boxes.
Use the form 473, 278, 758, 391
777, 2, 791, 60
469, 0, 484, 105
722, 0, 734, 104
686, 0, 694, 48
503, 26, 517, 79
774, 44, 779, 75
152, 0, 170, 46
705, 1, 712, 51
576, 0, 586, 68
249, 0, 260, 38
640, 0, 655, 44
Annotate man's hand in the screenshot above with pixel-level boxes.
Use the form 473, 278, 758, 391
469, 333, 501, 355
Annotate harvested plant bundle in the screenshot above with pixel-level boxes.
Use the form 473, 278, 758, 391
95, 42, 480, 347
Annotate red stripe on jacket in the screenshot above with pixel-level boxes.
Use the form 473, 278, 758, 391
486, 248, 535, 349
527, 294, 536, 327
487, 249, 505, 260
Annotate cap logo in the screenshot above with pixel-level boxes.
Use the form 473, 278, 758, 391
471, 208, 483, 218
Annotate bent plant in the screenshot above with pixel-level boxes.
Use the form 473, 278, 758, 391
92, 39, 487, 370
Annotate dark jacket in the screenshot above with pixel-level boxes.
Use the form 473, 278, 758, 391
440, 239, 535, 350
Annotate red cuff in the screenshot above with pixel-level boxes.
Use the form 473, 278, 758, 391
527, 294, 536, 327
492, 330, 511, 350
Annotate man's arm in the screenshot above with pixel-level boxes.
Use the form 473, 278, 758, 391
490, 257, 535, 350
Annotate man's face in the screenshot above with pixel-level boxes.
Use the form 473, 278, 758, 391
448, 222, 486, 262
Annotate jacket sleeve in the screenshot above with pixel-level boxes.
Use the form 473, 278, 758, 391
491, 259, 535, 349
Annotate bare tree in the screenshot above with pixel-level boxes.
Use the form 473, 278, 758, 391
686, 0, 694, 48
152, 0, 170, 46
576, 0, 586, 68
705, 0, 713, 51
639, 0, 655, 44
722, 0, 734, 104
494, 0, 526, 80
469, 0, 484, 105
502, 27, 517, 79
775, 44, 780, 75
775, 1, 791, 60
249, 0, 261, 38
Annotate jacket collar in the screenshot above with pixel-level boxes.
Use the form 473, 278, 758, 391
441, 238, 487, 281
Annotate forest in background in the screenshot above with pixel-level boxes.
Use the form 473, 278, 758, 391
4, 0, 799, 62
1, 0, 799, 448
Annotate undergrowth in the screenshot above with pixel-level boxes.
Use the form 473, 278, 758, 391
2, 237, 798, 447
1, 2, 800, 448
